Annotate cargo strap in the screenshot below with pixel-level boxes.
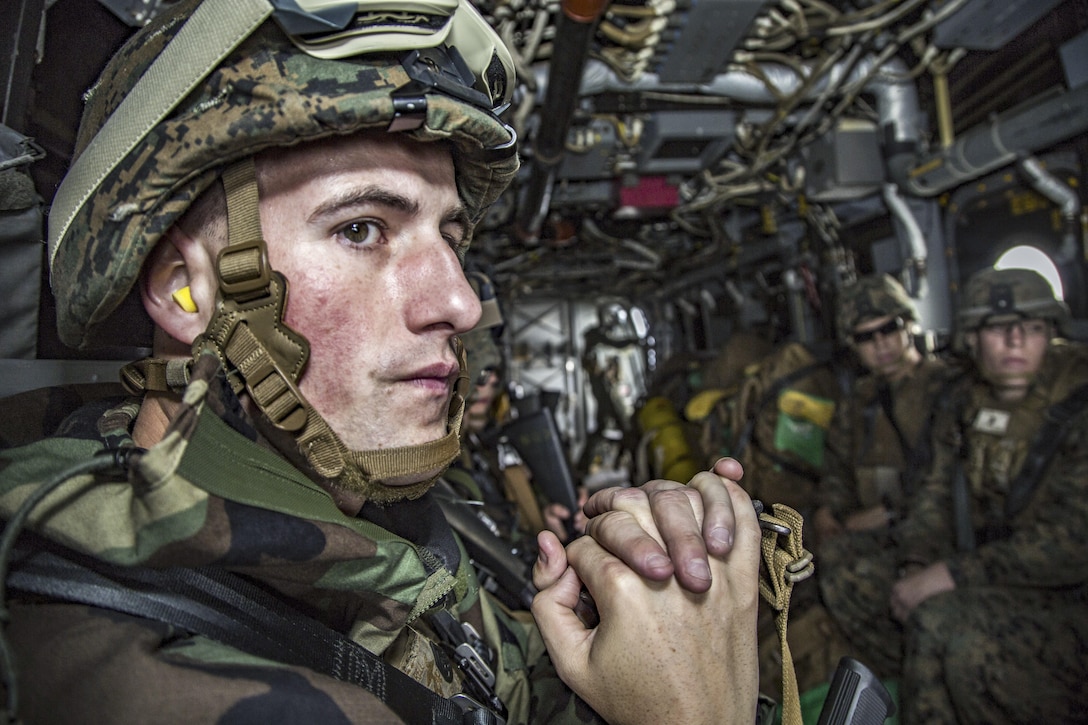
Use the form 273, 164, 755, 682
756, 502, 814, 725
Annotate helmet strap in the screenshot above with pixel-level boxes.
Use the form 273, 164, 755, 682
193, 157, 465, 511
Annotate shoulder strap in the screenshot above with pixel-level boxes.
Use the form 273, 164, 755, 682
7, 544, 503, 725
874, 382, 911, 463
1004, 382, 1088, 518
948, 384, 976, 552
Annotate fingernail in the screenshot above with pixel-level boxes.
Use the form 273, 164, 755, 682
646, 554, 670, 574
538, 548, 549, 567
686, 559, 711, 583
710, 526, 733, 550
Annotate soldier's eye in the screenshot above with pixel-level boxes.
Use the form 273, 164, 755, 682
340, 220, 383, 248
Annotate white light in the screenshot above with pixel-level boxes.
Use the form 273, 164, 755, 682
994, 246, 1064, 300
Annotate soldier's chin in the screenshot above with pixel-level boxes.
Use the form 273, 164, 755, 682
987, 371, 1032, 392
381, 465, 448, 488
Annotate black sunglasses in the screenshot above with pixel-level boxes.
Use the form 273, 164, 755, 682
475, 366, 500, 386
852, 317, 905, 344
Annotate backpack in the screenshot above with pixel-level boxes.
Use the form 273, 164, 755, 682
730, 342, 846, 513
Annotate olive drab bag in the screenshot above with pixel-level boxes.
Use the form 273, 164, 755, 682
731, 343, 843, 514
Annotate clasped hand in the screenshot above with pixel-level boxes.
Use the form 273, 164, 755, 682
531, 458, 761, 725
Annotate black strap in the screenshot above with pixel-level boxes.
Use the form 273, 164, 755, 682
874, 382, 912, 466
951, 443, 976, 553
1004, 382, 1088, 518
7, 545, 503, 725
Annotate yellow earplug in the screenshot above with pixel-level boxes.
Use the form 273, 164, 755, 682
171, 286, 198, 313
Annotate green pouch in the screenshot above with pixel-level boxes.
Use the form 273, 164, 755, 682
772, 413, 826, 469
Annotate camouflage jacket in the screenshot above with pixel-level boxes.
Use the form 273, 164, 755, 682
896, 342, 1088, 591
819, 356, 956, 520
0, 353, 601, 724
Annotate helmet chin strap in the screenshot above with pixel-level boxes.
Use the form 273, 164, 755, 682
194, 158, 465, 508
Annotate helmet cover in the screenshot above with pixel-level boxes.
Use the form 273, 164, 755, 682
957, 267, 1069, 333
837, 273, 917, 340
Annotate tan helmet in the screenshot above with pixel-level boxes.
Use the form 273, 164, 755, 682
49, 0, 518, 350
957, 267, 1069, 333
836, 273, 917, 340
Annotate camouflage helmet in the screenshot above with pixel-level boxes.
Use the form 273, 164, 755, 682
837, 273, 917, 340
467, 269, 503, 333
462, 269, 503, 385
48, 0, 519, 349
958, 267, 1069, 333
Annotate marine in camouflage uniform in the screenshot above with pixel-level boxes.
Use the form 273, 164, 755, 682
436, 269, 545, 610
816, 273, 958, 547
0, 0, 763, 721
819, 268, 1088, 723
765, 274, 954, 694
1, 349, 573, 722
0, 1, 560, 720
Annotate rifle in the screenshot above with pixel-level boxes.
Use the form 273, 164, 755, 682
433, 483, 538, 611
501, 407, 580, 515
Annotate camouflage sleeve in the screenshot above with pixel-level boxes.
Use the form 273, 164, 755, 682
8, 602, 409, 724
818, 392, 860, 519
946, 408, 1088, 590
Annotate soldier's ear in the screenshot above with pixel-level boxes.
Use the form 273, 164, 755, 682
964, 331, 978, 355
141, 225, 217, 349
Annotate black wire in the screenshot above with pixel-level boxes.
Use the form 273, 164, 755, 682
0, 447, 144, 723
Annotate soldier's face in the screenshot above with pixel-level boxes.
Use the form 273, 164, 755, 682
253, 133, 481, 454
466, 369, 500, 433
851, 314, 912, 379
969, 317, 1050, 395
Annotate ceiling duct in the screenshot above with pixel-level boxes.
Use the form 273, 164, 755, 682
891, 83, 1088, 197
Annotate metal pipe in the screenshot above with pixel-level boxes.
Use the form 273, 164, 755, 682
516, 0, 609, 241
1018, 156, 1082, 265
883, 182, 929, 298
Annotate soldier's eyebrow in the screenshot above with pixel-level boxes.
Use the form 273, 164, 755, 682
309, 187, 418, 223
308, 187, 470, 237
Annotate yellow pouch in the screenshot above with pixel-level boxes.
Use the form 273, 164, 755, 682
778, 389, 835, 429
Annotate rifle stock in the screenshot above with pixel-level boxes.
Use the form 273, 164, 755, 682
501, 408, 579, 513
816, 657, 896, 725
